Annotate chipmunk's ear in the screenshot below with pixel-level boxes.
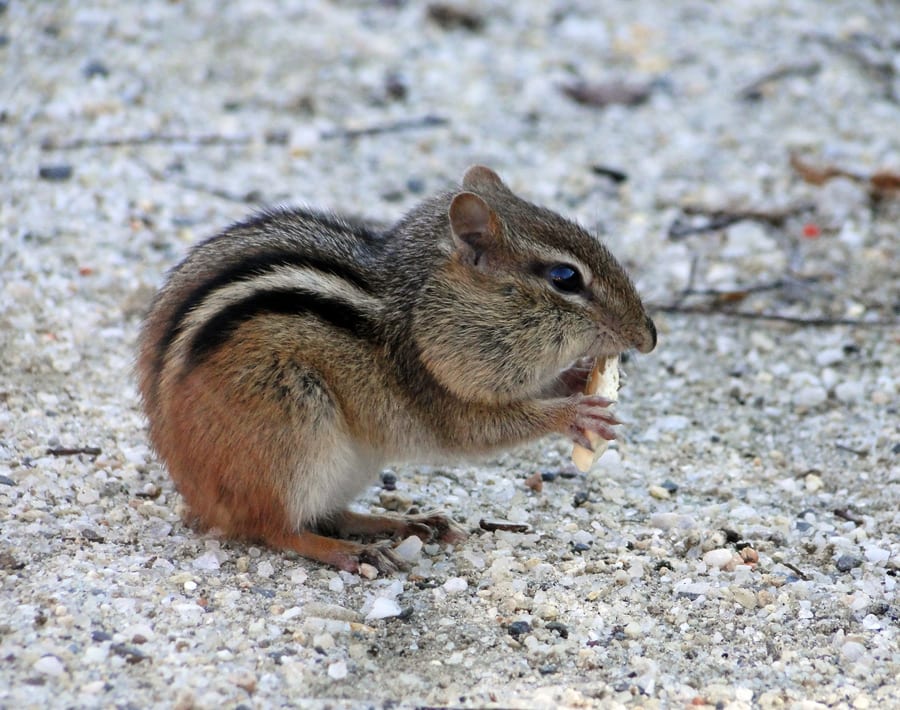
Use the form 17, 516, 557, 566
461, 165, 506, 192
449, 191, 501, 264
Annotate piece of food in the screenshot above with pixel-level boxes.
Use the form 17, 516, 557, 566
571, 356, 619, 472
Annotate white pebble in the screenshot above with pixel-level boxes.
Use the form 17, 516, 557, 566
329, 576, 345, 593
256, 561, 275, 578
816, 348, 844, 367
192, 551, 221, 571
793, 385, 827, 409
76, 487, 100, 504
442, 577, 468, 594
649, 512, 695, 531
358, 563, 379, 580
648, 485, 670, 500
313, 632, 335, 650
394, 535, 424, 562
34, 655, 66, 676
572, 530, 594, 546
703, 548, 734, 569
864, 546, 890, 564
289, 568, 309, 585
327, 660, 348, 680
655, 415, 690, 431
623, 622, 642, 638
835, 381, 865, 403
841, 641, 867, 662
366, 597, 402, 620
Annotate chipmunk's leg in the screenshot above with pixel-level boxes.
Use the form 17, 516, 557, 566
325, 510, 468, 544
266, 528, 404, 574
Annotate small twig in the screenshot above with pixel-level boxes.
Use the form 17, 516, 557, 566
668, 214, 740, 240
834, 443, 869, 458
834, 508, 865, 526
806, 32, 897, 100
779, 560, 810, 580
682, 279, 789, 299
479, 519, 531, 533
46, 446, 102, 457
668, 202, 813, 240
737, 60, 822, 100
791, 153, 900, 197
651, 303, 896, 328
42, 132, 253, 151
136, 158, 265, 205
320, 114, 449, 140
590, 164, 629, 183
671, 254, 700, 308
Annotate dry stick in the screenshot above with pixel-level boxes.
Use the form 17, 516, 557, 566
737, 60, 822, 100
320, 114, 449, 140
135, 158, 265, 205
478, 519, 531, 534
42, 114, 449, 151
651, 303, 895, 328
834, 508, 866, 526
668, 202, 814, 240
46, 446, 102, 457
42, 133, 253, 151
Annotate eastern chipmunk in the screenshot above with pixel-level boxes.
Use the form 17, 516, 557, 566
137, 166, 656, 573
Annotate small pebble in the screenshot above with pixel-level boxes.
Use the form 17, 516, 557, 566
366, 597, 402, 620
507, 620, 531, 637
192, 551, 221, 571
703, 548, 735, 570
841, 641, 867, 663
33, 655, 65, 676
661, 480, 679, 494
648, 485, 670, 500
805, 473, 824, 492
864, 546, 890, 564
82, 59, 110, 78
739, 547, 759, 565
379, 490, 412, 511
442, 576, 468, 594
623, 622, 642, 638
327, 660, 348, 680
815, 348, 844, 367
524, 471, 543, 492
836, 555, 863, 572
358, 563, 379, 580
545, 621, 568, 638
380, 471, 397, 490
793, 385, 827, 409
732, 587, 757, 609
393, 535, 423, 562
835, 381, 865, 403
540, 471, 559, 482
38, 164, 73, 181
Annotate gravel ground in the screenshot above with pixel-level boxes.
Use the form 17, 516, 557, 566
2, 1, 899, 708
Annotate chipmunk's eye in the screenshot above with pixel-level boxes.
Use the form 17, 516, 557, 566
547, 264, 583, 294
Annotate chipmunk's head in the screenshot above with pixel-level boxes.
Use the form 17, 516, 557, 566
415, 165, 655, 405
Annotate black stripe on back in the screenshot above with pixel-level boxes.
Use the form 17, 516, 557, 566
187, 288, 373, 366
159, 251, 372, 364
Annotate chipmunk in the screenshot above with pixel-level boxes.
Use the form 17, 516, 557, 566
137, 166, 656, 573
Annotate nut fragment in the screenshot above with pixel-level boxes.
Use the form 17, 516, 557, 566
571, 357, 619, 472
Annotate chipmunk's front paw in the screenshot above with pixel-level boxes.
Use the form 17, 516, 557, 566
566, 394, 619, 450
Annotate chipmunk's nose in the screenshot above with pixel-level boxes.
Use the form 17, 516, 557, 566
636, 316, 657, 353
